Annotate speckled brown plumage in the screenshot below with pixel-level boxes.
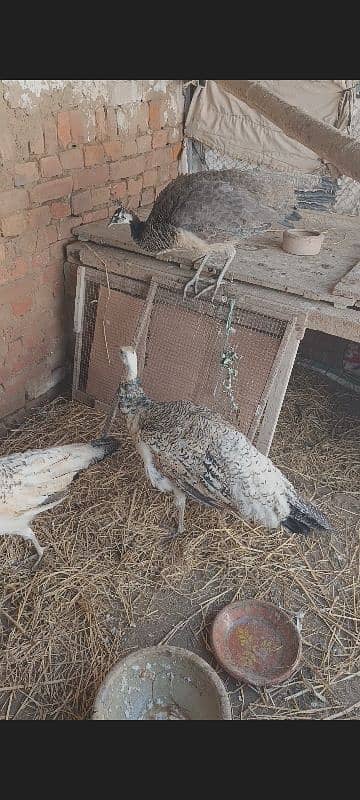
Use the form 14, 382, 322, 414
117, 348, 331, 538
108, 169, 301, 299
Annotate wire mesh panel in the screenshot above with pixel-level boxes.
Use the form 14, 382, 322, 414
74, 265, 292, 440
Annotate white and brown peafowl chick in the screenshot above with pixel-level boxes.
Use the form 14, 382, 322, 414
108, 169, 301, 300
117, 347, 330, 539
0, 437, 120, 563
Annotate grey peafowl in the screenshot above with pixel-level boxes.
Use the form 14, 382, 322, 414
116, 346, 331, 538
108, 168, 302, 300
0, 437, 120, 563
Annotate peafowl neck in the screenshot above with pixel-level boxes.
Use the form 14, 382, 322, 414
129, 215, 146, 244
118, 380, 152, 417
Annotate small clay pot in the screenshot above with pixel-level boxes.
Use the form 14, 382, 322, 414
282, 229, 324, 256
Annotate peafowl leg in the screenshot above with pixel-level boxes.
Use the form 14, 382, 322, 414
182, 254, 213, 299
174, 490, 186, 535
195, 246, 236, 301
15, 527, 44, 564
160, 490, 186, 542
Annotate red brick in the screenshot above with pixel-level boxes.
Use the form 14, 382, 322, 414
12, 299, 32, 317
153, 130, 168, 149
172, 142, 182, 160
82, 208, 109, 224
123, 140, 138, 156
169, 162, 179, 180
128, 176, 143, 196
1, 212, 28, 238
158, 165, 170, 184
57, 111, 71, 148
0, 240, 5, 264
30, 177, 73, 205
73, 164, 109, 191
137, 134, 152, 154
0, 337, 8, 361
50, 201, 71, 219
28, 206, 51, 229
32, 250, 50, 270
0, 124, 16, 163
14, 230, 38, 256
143, 168, 157, 188
69, 110, 87, 145
167, 126, 182, 144
40, 156, 62, 178
110, 182, 127, 200
0, 275, 34, 314
0, 378, 26, 417
106, 107, 118, 138
22, 334, 48, 363
45, 225, 58, 245
127, 194, 141, 211
36, 285, 64, 312
104, 141, 124, 161
92, 186, 110, 206
71, 190, 92, 215
0, 188, 29, 217
14, 162, 39, 187
141, 187, 155, 206
60, 147, 84, 170
145, 147, 173, 170
10, 258, 28, 282
34, 228, 51, 253
42, 262, 64, 286
95, 106, 107, 140
109, 155, 145, 181
84, 144, 105, 166
49, 240, 68, 261
149, 100, 164, 131
57, 217, 82, 240
29, 120, 44, 155
0, 267, 11, 288
8, 336, 24, 365
43, 117, 58, 155
40, 318, 66, 346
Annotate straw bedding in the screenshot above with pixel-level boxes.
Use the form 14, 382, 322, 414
0, 366, 359, 720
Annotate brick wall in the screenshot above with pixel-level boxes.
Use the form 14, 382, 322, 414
0, 80, 184, 420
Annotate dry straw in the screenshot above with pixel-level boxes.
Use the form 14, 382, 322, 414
0, 366, 359, 720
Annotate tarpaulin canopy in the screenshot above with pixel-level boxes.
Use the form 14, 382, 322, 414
185, 80, 355, 174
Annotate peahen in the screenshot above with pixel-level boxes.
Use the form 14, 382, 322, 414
0, 437, 120, 563
115, 346, 331, 539
108, 169, 302, 300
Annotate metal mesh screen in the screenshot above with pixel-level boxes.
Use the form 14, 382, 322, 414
78, 270, 287, 434
76, 269, 288, 438
78, 279, 99, 392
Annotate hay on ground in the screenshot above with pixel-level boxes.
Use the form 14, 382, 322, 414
0, 366, 359, 720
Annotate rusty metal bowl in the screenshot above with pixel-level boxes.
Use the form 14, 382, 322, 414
211, 600, 302, 687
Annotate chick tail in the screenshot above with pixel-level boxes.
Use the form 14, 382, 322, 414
282, 497, 332, 536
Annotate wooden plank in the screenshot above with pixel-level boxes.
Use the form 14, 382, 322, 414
254, 325, 301, 456
332, 261, 360, 300
72, 246, 304, 326
72, 210, 360, 307
247, 316, 305, 442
